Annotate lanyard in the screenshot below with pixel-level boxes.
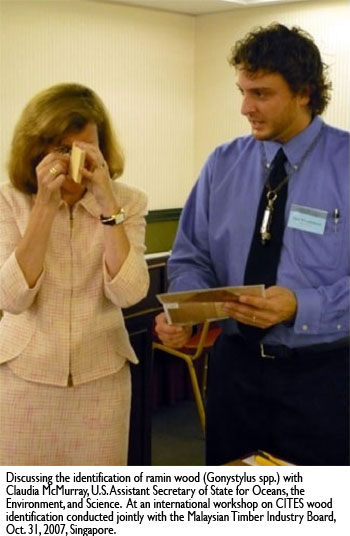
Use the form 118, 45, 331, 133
259, 125, 324, 244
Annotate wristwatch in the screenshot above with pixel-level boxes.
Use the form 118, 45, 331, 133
99, 209, 125, 226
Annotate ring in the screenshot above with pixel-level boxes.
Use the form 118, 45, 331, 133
49, 167, 58, 176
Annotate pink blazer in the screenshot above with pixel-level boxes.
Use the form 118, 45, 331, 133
0, 181, 149, 386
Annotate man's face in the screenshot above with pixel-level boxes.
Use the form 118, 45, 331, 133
237, 68, 311, 143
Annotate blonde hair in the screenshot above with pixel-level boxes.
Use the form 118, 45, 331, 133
8, 83, 125, 194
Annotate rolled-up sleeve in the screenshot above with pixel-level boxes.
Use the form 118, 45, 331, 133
103, 189, 149, 308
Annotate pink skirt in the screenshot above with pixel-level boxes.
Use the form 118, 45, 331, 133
0, 363, 131, 466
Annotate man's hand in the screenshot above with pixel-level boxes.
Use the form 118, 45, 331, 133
221, 285, 297, 329
154, 312, 192, 348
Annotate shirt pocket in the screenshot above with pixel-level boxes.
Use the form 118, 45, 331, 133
292, 213, 345, 271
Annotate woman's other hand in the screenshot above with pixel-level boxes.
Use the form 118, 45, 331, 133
74, 140, 117, 215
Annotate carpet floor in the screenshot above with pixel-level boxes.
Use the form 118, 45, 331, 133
151, 400, 205, 466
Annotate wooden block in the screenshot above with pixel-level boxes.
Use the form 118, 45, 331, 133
69, 142, 86, 183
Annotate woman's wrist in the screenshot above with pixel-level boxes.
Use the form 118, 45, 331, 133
34, 196, 60, 217
98, 193, 120, 217
35, 189, 61, 210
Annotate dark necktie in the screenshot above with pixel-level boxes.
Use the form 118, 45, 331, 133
238, 148, 288, 342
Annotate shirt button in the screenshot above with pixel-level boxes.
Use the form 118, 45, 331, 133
302, 324, 308, 331
337, 324, 342, 330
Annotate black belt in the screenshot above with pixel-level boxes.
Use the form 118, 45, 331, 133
228, 335, 349, 360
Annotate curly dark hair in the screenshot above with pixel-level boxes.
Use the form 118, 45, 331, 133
229, 23, 332, 117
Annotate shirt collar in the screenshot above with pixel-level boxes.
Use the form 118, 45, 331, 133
78, 190, 101, 218
31, 188, 100, 218
51, 190, 101, 218
262, 116, 324, 168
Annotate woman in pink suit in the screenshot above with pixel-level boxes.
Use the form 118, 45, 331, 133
0, 83, 149, 465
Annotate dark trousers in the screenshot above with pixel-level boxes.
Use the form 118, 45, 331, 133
206, 334, 349, 466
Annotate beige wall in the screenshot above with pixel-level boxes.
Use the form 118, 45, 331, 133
0, 1, 195, 209
1, 0, 349, 208
195, 0, 350, 173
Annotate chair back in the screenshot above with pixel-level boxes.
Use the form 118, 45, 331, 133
183, 321, 221, 359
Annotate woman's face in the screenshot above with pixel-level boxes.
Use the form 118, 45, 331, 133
58, 122, 99, 195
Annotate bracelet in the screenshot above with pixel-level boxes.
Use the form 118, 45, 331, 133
100, 208, 125, 226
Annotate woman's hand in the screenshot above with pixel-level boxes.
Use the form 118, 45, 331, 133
72, 138, 130, 280
74, 141, 117, 214
35, 152, 69, 207
15, 151, 69, 288
154, 312, 193, 348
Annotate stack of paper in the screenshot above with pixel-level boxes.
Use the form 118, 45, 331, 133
244, 451, 295, 466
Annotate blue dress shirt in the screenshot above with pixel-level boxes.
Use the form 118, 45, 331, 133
168, 117, 350, 347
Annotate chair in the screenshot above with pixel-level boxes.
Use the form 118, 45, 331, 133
152, 321, 222, 434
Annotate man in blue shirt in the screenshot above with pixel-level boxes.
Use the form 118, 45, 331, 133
155, 24, 349, 466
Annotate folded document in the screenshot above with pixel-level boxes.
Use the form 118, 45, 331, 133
157, 285, 265, 325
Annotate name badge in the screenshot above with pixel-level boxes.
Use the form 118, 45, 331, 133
287, 204, 327, 235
